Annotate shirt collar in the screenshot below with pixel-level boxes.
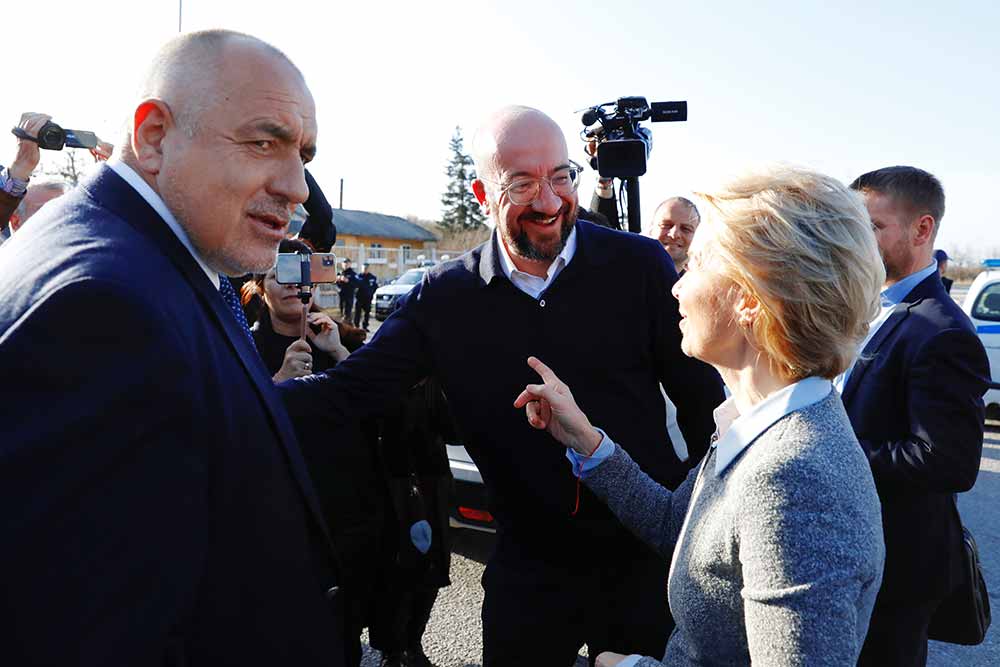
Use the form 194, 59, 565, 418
107, 159, 220, 289
713, 376, 833, 474
881, 260, 938, 307
495, 226, 577, 297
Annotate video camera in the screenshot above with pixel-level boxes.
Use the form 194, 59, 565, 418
581, 97, 687, 178
11, 121, 99, 151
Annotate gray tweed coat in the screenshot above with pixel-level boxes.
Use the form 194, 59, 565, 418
586, 391, 884, 666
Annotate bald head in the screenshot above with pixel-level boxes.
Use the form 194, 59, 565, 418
10, 180, 70, 232
120, 30, 317, 277
470, 105, 577, 274
648, 196, 700, 269
471, 106, 567, 183
125, 30, 303, 146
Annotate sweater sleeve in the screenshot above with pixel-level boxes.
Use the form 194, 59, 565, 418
583, 443, 699, 557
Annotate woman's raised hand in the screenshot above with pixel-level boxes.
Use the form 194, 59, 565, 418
513, 356, 603, 456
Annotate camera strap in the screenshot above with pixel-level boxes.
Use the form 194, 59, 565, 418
10, 128, 40, 144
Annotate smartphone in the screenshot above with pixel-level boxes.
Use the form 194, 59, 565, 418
275, 252, 338, 285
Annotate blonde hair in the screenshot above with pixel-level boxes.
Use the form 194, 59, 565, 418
695, 165, 885, 381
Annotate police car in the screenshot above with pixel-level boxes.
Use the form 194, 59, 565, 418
962, 259, 1000, 420
373, 267, 428, 321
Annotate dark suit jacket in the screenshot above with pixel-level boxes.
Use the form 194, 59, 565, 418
0, 166, 346, 666
842, 272, 989, 603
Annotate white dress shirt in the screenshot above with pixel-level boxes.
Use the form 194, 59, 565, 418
495, 226, 577, 299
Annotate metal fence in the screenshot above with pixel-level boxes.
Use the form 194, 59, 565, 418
333, 245, 468, 280
314, 245, 472, 309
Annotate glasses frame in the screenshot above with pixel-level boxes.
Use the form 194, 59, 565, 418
480, 160, 585, 206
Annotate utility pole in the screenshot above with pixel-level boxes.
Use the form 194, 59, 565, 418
178, 0, 183, 32
339, 178, 344, 209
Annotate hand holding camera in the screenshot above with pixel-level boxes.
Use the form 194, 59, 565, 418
8, 112, 51, 181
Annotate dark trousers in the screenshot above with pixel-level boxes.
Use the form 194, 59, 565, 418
858, 596, 941, 667
481, 551, 671, 667
339, 291, 355, 321
369, 587, 439, 654
354, 299, 371, 330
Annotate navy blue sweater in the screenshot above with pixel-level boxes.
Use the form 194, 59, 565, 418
282, 220, 724, 561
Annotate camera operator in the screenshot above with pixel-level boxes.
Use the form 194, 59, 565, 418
1, 113, 49, 235
581, 138, 621, 230
2, 112, 113, 243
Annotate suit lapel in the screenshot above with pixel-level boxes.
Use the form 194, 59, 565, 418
80, 166, 337, 553
842, 305, 910, 403
841, 272, 942, 404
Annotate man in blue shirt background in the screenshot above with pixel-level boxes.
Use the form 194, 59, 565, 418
843, 166, 989, 667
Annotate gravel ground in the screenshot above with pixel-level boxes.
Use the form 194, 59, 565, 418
358, 528, 589, 667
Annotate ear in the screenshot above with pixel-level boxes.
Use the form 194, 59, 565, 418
912, 214, 936, 247
735, 290, 762, 328
472, 179, 491, 215
130, 99, 174, 176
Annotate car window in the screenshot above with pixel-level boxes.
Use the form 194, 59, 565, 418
972, 282, 1000, 322
396, 270, 425, 286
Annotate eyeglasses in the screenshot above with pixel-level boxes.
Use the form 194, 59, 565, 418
482, 161, 584, 206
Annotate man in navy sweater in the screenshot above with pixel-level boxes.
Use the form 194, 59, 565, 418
281, 106, 724, 666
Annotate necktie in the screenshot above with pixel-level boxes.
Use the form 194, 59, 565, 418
218, 276, 255, 346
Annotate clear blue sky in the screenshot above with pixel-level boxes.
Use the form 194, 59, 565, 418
5, 0, 998, 259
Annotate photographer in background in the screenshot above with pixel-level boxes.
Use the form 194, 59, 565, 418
2, 112, 112, 242
1, 113, 49, 235
584, 138, 620, 230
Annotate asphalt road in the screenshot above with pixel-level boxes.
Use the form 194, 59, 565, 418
359, 423, 1000, 666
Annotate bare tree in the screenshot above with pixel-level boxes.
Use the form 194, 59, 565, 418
41, 149, 98, 186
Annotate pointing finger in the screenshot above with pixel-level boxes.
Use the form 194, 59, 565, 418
526, 356, 560, 385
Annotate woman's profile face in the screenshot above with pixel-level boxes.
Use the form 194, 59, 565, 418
671, 224, 744, 369
263, 268, 310, 322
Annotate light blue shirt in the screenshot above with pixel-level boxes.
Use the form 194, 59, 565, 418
567, 376, 834, 667
834, 260, 939, 392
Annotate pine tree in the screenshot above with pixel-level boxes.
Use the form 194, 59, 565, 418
440, 127, 486, 231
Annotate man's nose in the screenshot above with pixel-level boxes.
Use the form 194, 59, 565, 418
532, 183, 564, 215
269, 158, 310, 208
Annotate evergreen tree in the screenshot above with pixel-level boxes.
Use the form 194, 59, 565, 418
440, 127, 486, 231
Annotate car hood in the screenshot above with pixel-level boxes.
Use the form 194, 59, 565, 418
375, 284, 417, 297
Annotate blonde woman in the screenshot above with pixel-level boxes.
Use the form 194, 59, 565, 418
515, 166, 887, 666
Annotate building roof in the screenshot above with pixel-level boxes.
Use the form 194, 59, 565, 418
288, 208, 438, 242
